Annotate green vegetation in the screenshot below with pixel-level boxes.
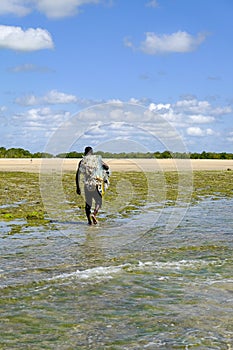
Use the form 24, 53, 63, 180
0, 147, 53, 158
0, 170, 233, 228
0, 172, 47, 224
1, 146, 233, 159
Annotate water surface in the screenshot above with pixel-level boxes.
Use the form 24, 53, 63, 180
1, 197, 233, 349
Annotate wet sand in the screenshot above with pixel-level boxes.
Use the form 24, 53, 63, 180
0, 158, 232, 172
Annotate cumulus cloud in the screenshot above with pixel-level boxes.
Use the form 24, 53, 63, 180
15, 90, 78, 106
9, 96, 232, 152
148, 98, 232, 133
0, 0, 102, 19
175, 99, 211, 113
5, 107, 72, 151
149, 103, 179, 122
126, 31, 207, 55
149, 103, 171, 112
174, 98, 232, 117
0, 25, 54, 51
186, 127, 216, 137
36, 0, 101, 18
189, 115, 215, 124
44, 90, 78, 104
13, 107, 71, 130
0, 0, 31, 16
15, 90, 104, 107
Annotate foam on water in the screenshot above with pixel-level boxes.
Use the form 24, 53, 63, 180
48, 259, 219, 284
48, 264, 128, 283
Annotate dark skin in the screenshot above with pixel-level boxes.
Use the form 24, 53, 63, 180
76, 161, 82, 195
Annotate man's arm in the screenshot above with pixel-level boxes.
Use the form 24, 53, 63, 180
102, 161, 109, 171
76, 160, 82, 195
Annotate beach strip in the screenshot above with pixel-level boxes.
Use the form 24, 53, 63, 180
0, 158, 233, 173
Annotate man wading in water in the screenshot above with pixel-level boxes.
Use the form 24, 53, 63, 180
76, 146, 110, 225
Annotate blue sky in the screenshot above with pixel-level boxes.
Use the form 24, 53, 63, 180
0, 0, 233, 154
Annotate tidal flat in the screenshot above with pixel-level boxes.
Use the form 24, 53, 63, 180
0, 170, 233, 225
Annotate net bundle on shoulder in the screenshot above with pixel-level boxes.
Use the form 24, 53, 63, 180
80, 155, 104, 191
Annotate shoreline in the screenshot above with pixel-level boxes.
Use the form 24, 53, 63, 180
0, 158, 233, 172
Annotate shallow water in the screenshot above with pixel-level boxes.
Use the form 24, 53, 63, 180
1, 198, 233, 349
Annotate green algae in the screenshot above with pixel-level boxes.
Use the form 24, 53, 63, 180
0, 170, 233, 226
0, 172, 45, 221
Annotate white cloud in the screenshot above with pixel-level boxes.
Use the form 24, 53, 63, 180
7, 97, 232, 153
175, 99, 211, 113
149, 103, 171, 111
146, 0, 159, 8
147, 98, 232, 135
189, 115, 215, 124
0, 0, 104, 18
13, 107, 71, 130
126, 31, 207, 55
107, 99, 124, 106
0, 106, 7, 113
211, 106, 232, 115
149, 102, 179, 122
186, 127, 205, 136
0, 0, 102, 18
16, 95, 38, 106
36, 0, 101, 18
186, 126, 216, 137
15, 90, 78, 105
3, 107, 71, 152
0, 0, 31, 16
44, 90, 78, 104
0, 25, 54, 51
174, 98, 232, 118
8, 63, 53, 73
206, 128, 216, 135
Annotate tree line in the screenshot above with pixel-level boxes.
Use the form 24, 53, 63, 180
1, 147, 233, 159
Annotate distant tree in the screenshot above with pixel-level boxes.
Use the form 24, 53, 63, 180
161, 150, 172, 158
172, 152, 190, 159
66, 151, 83, 158
56, 153, 67, 158
56, 151, 82, 158
1, 146, 233, 159
0, 147, 6, 158
190, 152, 200, 159
32, 152, 53, 158
153, 151, 161, 158
219, 152, 227, 159
5, 147, 32, 158
43, 153, 53, 158
32, 152, 43, 158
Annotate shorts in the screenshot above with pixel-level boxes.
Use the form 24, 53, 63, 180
84, 185, 102, 208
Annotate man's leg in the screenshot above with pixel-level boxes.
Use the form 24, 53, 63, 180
84, 187, 93, 225
85, 202, 92, 225
92, 186, 102, 224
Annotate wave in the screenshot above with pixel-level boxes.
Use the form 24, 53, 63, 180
0, 259, 224, 290
48, 259, 218, 284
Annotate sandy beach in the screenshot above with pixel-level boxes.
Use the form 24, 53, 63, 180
0, 158, 232, 173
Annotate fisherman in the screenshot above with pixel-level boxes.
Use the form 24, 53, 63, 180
76, 146, 109, 225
